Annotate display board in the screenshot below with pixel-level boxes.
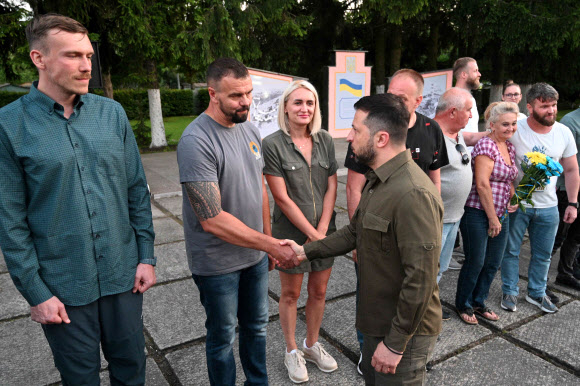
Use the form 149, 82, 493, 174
416, 69, 454, 119
328, 51, 372, 138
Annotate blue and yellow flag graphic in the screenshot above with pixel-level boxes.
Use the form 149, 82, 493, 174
339, 79, 363, 97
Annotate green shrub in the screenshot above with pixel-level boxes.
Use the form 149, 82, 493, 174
0, 92, 27, 108
195, 88, 210, 114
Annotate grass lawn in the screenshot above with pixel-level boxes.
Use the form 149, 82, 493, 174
557, 109, 572, 121
130, 115, 196, 146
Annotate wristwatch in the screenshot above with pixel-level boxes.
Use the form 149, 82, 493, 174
568, 202, 579, 208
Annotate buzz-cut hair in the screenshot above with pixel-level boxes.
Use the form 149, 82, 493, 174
206, 58, 249, 89
26, 13, 88, 53
392, 69, 424, 95
453, 57, 476, 80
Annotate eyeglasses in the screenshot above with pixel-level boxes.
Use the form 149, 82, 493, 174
455, 144, 470, 165
504, 93, 521, 98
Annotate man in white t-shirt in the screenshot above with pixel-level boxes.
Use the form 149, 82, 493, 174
500, 83, 579, 314
453, 57, 481, 134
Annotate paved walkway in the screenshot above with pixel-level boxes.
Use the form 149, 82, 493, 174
1, 139, 579, 385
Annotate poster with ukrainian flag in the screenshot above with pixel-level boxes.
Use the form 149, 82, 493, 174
328, 51, 372, 138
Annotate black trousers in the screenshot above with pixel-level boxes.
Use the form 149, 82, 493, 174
553, 189, 580, 280
42, 290, 146, 386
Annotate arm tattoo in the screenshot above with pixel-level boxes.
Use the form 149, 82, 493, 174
184, 181, 222, 221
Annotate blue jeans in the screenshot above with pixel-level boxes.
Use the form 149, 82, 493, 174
192, 255, 269, 386
456, 207, 509, 311
438, 221, 461, 283
501, 206, 559, 298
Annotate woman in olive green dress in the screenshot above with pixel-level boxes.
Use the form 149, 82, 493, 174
263, 80, 338, 383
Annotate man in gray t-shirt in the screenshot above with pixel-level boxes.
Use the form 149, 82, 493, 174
176, 58, 294, 385
434, 88, 484, 285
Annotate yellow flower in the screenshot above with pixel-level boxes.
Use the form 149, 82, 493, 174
526, 152, 547, 165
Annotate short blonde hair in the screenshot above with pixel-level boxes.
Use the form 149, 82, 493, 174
278, 80, 322, 135
486, 101, 519, 129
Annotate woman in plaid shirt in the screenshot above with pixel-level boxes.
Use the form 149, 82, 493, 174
455, 102, 520, 325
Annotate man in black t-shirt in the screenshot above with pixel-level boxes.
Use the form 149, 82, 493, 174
345, 69, 449, 372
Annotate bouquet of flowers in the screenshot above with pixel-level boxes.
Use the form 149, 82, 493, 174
511, 151, 563, 212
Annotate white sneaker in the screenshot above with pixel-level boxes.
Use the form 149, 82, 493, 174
284, 350, 309, 384
302, 341, 338, 373
357, 352, 363, 375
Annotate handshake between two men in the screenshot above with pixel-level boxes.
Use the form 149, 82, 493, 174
268, 239, 309, 269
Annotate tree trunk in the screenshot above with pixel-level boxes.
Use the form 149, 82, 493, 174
148, 89, 167, 148
375, 24, 386, 94
102, 70, 114, 99
388, 24, 402, 76
489, 85, 503, 103
146, 60, 167, 149
426, 16, 440, 70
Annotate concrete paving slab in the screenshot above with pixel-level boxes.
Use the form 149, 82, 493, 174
549, 276, 580, 299
100, 357, 169, 386
141, 152, 182, 196
431, 307, 491, 362
0, 274, 30, 320
268, 256, 356, 308
427, 337, 578, 385
335, 183, 348, 212
153, 217, 185, 245
155, 195, 183, 218
319, 295, 359, 356
154, 241, 191, 284
151, 202, 167, 219
337, 174, 347, 185
334, 209, 352, 231
143, 279, 205, 350
438, 270, 570, 330
0, 317, 61, 385
167, 318, 364, 385
511, 300, 580, 370
0, 247, 7, 273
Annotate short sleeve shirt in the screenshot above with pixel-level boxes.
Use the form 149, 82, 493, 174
345, 112, 449, 175
465, 137, 518, 216
263, 130, 338, 243
557, 109, 580, 190
440, 133, 473, 223
509, 119, 577, 208
177, 113, 265, 276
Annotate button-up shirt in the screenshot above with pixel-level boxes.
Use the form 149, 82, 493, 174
0, 82, 155, 307
304, 150, 443, 352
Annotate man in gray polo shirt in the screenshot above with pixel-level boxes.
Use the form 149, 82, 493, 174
434, 88, 487, 319
177, 58, 294, 385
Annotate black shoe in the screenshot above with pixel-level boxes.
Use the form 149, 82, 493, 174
545, 288, 560, 304
555, 276, 580, 290
442, 309, 451, 320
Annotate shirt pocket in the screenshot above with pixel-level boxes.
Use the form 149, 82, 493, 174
361, 211, 391, 252
282, 161, 305, 189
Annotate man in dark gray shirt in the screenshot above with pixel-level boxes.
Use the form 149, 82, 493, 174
177, 58, 294, 385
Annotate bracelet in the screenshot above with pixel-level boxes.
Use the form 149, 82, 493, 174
386, 345, 403, 356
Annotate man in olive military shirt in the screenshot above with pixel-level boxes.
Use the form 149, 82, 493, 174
281, 93, 443, 385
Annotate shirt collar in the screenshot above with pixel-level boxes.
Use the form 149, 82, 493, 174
282, 130, 320, 144
365, 149, 412, 184
28, 81, 85, 115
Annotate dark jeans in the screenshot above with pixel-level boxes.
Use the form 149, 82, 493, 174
192, 255, 269, 386
361, 334, 437, 385
456, 207, 509, 311
553, 189, 580, 280
42, 290, 145, 386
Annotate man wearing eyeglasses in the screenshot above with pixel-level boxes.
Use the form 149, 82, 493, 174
433, 88, 488, 319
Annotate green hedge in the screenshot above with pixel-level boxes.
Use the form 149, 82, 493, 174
0, 92, 27, 108
0, 88, 208, 119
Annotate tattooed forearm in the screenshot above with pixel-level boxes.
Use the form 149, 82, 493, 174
184, 181, 222, 221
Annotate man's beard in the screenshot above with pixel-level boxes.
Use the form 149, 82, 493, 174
532, 109, 556, 127
353, 139, 376, 166
219, 100, 249, 124
466, 77, 480, 90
